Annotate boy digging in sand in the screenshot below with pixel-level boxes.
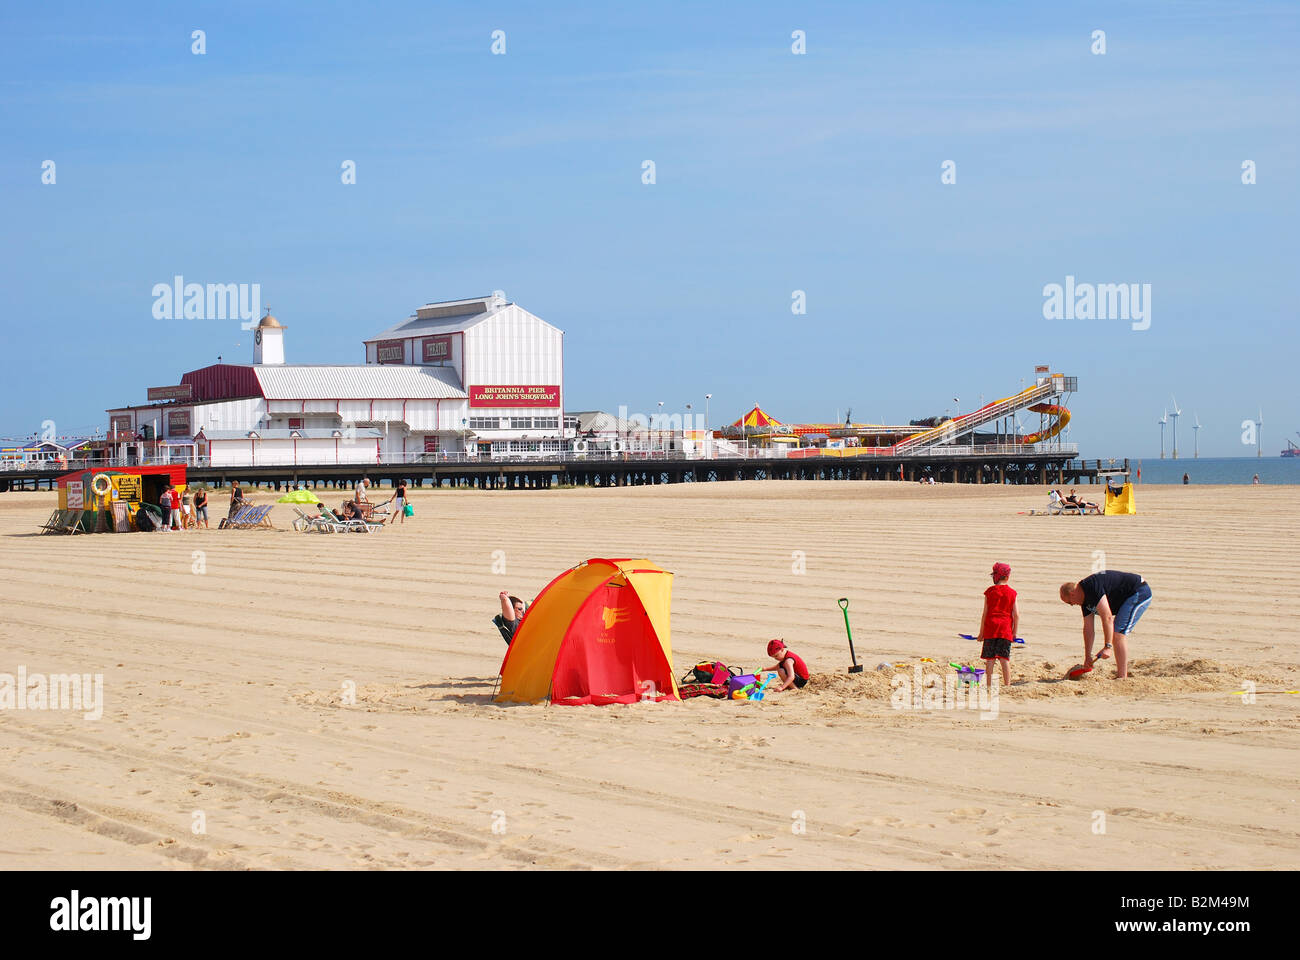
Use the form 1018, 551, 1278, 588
764, 639, 810, 692
976, 562, 1019, 686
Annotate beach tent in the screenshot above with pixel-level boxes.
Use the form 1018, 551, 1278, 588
495, 558, 679, 705
1104, 482, 1137, 515
732, 405, 782, 428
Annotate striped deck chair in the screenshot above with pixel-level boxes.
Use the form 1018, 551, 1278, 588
230, 504, 273, 529
40, 509, 66, 534
61, 511, 87, 534
219, 504, 256, 529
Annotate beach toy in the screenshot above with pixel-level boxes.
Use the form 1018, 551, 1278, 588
731, 690, 749, 700
875, 662, 892, 672
1066, 664, 1092, 680
919, 658, 936, 663
1231, 690, 1299, 695
949, 662, 984, 685
746, 674, 778, 702
958, 634, 1025, 644
839, 598, 863, 673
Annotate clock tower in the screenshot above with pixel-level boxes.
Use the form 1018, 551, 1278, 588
253, 309, 286, 365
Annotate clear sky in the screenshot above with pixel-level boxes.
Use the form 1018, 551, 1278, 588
2, 0, 1296, 458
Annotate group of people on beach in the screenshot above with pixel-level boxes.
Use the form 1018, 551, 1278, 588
977, 563, 1152, 682
157, 485, 209, 530
494, 560, 1152, 695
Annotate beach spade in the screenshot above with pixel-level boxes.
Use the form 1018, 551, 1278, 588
1066, 664, 1092, 681
838, 598, 863, 673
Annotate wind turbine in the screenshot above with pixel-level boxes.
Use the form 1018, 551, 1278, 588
1169, 396, 1181, 459
1192, 413, 1201, 459
1158, 409, 1168, 459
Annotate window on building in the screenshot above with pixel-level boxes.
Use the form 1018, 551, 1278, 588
470, 417, 503, 430
533, 418, 559, 430
509, 417, 532, 429
563, 416, 579, 430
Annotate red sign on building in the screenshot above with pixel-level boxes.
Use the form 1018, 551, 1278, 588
376, 340, 405, 364
468, 385, 561, 408
167, 409, 192, 437
422, 335, 453, 363
109, 415, 133, 440
423, 436, 439, 453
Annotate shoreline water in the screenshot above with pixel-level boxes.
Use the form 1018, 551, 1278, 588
1117, 456, 1299, 485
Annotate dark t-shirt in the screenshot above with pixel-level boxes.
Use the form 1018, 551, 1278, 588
1079, 571, 1144, 617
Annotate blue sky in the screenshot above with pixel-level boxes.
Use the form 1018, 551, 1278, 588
2, 0, 1297, 457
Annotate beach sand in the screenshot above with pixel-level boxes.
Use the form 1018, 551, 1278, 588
1, 481, 1296, 870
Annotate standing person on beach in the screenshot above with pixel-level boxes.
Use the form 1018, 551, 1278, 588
167, 486, 183, 530
193, 486, 209, 529
389, 480, 407, 524
228, 482, 245, 520
1059, 571, 1153, 679
159, 486, 173, 531
976, 562, 1018, 686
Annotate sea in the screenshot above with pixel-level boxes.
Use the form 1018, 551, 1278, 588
1119, 456, 1300, 485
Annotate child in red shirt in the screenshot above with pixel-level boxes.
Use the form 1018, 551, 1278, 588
976, 562, 1019, 686
764, 639, 810, 692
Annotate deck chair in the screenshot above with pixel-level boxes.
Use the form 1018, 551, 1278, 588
218, 504, 255, 529
248, 504, 274, 528
40, 509, 65, 534
292, 507, 331, 532
61, 510, 87, 534
320, 507, 382, 533
231, 504, 273, 529
1047, 492, 1081, 515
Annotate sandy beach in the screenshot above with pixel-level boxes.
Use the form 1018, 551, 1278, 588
1, 481, 1296, 870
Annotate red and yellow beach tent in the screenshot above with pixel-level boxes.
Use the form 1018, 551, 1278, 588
496, 558, 679, 705
732, 404, 782, 428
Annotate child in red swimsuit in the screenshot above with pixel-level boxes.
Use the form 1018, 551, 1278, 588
976, 562, 1019, 686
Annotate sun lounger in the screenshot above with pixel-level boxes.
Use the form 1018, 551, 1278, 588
320, 507, 382, 533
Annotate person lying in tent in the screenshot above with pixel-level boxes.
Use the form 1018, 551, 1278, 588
762, 639, 810, 692
494, 592, 529, 645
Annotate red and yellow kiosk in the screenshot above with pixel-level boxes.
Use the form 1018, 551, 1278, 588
56, 464, 187, 531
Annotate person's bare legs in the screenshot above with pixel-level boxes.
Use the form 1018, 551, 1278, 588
999, 659, 1011, 685
1112, 632, 1129, 678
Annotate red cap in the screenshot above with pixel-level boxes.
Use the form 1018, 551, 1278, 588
767, 639, 786, 657
991, 562, 1011, 580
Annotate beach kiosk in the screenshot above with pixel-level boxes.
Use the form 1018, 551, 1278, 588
55, 464, 187, 532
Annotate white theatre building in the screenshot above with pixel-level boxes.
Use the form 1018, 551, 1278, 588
105, 294, 568, 467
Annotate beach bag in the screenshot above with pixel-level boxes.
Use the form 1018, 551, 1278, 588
403, 503, 414, 517
683, 661, 743, 685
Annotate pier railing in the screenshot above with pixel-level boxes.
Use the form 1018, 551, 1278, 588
6, 442, 1082, 472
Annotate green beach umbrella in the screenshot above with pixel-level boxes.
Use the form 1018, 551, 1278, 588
276, 488, 322, 504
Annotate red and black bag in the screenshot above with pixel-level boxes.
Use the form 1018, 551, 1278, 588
681, 661, 744, 685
